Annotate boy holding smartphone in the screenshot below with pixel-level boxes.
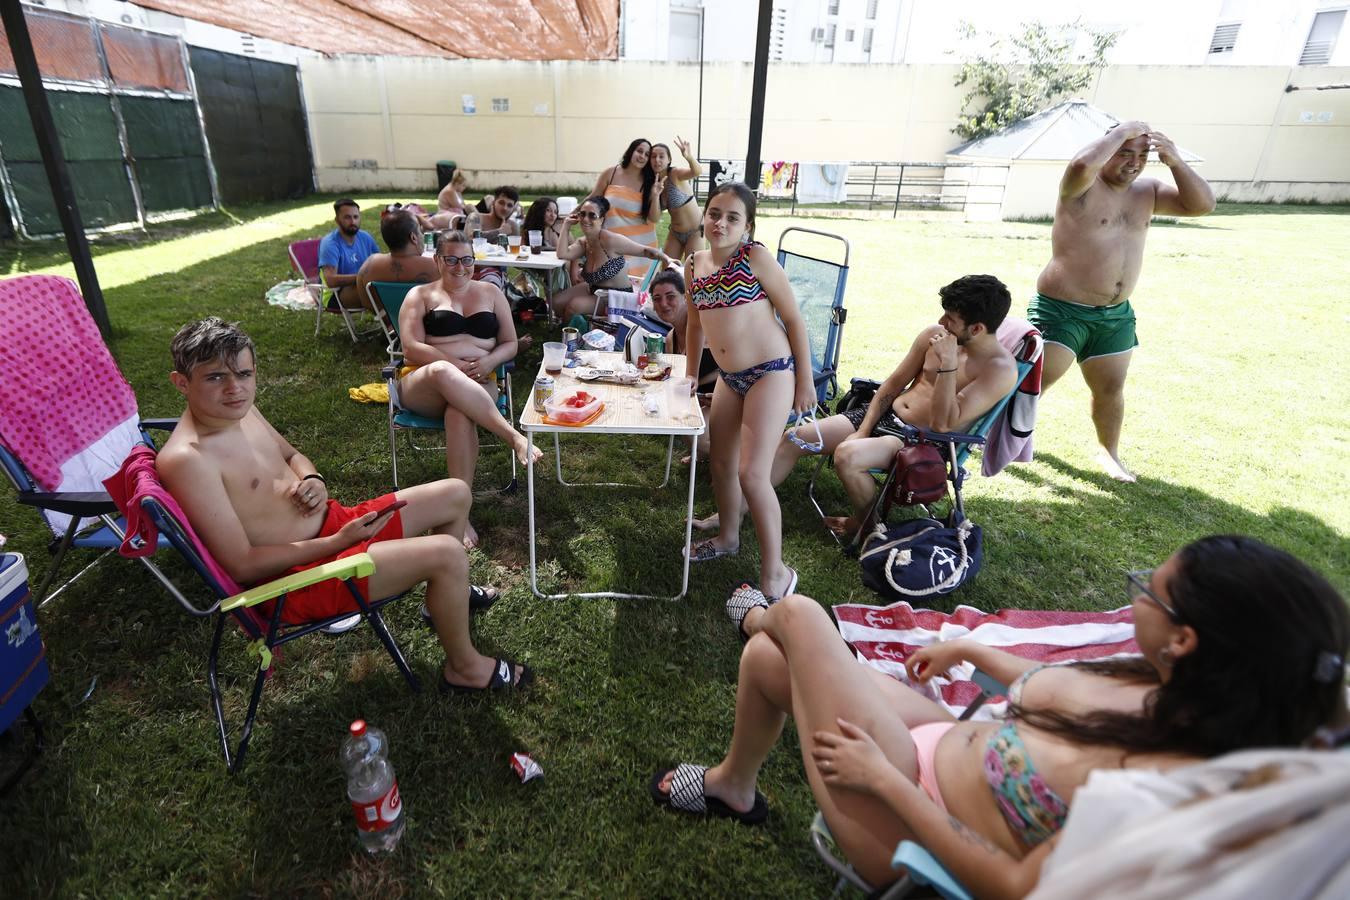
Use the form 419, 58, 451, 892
158, 317, 531, 693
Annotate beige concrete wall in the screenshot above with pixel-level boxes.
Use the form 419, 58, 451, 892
300, 57, 1350, 208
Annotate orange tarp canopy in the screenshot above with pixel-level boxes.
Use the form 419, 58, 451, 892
135, 0, 618, 60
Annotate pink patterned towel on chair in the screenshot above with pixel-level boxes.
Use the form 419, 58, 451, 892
0, 276, 142, 527
833, 599, 1138, 721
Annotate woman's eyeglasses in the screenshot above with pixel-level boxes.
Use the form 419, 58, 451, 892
440, 255, 475, 267
576, 211, 601, 221
1126, 569, 1181, 622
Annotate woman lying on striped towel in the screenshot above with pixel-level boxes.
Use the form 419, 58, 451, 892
650, 535, 1348, 898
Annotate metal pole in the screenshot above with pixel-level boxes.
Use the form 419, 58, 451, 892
0, 0, 110, 338
696, 4, 704, 167
744, 0, 773, 192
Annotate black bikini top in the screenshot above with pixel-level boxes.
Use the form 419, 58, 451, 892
423, 307, 498, 339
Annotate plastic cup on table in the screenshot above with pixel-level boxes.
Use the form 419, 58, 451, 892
542, 342, 566, 374
529, 230, 543, 255
508, 234, 522, 254
664, 376, 694, 420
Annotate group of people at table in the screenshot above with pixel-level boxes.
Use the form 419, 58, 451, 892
155, 129, 1346, 896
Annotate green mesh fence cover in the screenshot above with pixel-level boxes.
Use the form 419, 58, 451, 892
189, 47, 311, 203
118, 96, 212, 212
0, 86, 136, 232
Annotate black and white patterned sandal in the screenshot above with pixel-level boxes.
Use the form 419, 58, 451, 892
684, 538, 739, 563
726, 582, 775, 643
648, 763, 768, 825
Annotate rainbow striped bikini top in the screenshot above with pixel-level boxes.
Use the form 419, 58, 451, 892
690, 241, 767, 311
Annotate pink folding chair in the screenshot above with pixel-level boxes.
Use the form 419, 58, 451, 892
288, 238, 358, 342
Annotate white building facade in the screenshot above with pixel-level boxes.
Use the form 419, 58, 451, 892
621, 0, 1350, 68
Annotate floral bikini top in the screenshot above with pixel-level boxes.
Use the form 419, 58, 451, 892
982, 665, 1070, 847
689, 241, 768, 311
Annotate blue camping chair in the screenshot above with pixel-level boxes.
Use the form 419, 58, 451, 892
809, 669, 1006, 899
807, 320, 1042, 547
367, 281, 517, 492
0, 433, 198, 611
130, 467, 419, 775
0, 274, 199, 612
778, 227, 850, 412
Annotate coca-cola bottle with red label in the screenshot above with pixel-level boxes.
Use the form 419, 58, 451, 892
341, 719, 405, 853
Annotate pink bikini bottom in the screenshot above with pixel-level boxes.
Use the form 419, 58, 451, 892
909, 722, 954, 812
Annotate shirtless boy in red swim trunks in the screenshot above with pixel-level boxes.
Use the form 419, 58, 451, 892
157, 317, 531, 692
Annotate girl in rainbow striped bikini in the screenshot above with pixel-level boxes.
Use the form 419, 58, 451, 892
683, 182, 814, 602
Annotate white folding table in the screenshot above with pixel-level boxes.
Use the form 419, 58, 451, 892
519, 352, 705, 600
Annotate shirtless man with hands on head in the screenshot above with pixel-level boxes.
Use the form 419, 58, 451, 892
1030, 120, 1215, 482
156, 317, 532, 693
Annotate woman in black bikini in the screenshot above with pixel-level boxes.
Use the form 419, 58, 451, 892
399, 230, 542, 549
550, 196, 677, 322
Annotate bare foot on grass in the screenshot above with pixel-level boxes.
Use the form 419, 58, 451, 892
463, 521, 480, 551
693, 512, 720, 531
1096, 449, 1137, 483
513, 435, 544, 467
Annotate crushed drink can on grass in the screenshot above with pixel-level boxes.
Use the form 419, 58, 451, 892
510, 752, 543, 783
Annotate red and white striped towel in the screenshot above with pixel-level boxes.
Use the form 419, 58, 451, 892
833, 601, 1139, 720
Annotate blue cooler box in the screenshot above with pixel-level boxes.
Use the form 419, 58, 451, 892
0, 553, 48, 732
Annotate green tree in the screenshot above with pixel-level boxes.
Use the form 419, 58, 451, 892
952, 20, 1118, 141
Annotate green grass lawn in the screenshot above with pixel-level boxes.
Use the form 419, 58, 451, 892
1, 196, 1347, 897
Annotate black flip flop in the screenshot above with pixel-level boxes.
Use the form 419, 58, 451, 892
439, 657, 534, 695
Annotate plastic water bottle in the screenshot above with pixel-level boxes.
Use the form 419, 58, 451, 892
341, 719, 405, 853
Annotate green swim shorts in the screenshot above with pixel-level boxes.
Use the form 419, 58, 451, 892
1026, 293, 1138, 363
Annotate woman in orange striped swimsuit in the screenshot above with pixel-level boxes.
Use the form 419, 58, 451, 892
592, 139, 660, 280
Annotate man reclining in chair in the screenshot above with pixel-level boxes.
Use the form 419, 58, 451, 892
157, 317, 532, 692
695, 275, 1018, 541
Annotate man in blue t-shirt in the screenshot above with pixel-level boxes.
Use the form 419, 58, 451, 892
318, 199, 380, 311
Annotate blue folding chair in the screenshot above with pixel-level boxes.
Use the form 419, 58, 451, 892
0, 274, 199, 611
778, 227, 850, 412
367, 281, 517, 492
807, 320, 1042, 547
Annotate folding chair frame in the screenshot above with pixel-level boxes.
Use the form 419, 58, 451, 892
288, 238, 360, 343
0, 421, 206, 612
806, 420, 983, 553
807, 335, 1038, 551
143, 496, 420, 775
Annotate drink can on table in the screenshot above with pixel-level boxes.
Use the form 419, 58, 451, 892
644, 334, 665, 365
562, 327, 580, 354
533, 375, 555, 413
